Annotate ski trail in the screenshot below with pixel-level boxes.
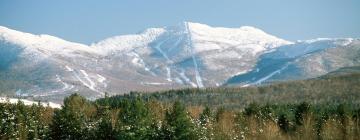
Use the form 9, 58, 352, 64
252, 63, 290, 85
166, 67, 172, 81
185, 22, 204, 88
167, 36, 184, 52
73, 71, 103, 95
80, 70, 96, 91
154, 38, 174, 81
65, 65, 74, 71
154, 39, 172, 63
73, 71, 91, 89
178, 69, 197, 87
56, 75, 74, 91
129, 52, 156, 76
97, 74, 106, 83
36, 75, 74, 97
97, 74, 107, 88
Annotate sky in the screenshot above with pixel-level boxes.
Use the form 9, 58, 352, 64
0, 0, 359, 44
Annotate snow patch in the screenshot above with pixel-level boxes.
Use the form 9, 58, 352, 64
0, 97, 61, 108
65, 65, 74, 72
166, 67, 172, 81
140, 82, 170, 86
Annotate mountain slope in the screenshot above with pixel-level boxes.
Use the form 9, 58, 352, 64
91, 22, 291, 88
226, 38, 360, 86
0, 22, 358, 102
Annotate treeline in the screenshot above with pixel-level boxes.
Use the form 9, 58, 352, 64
101, 72, 360, 109
2, 94, 360, 139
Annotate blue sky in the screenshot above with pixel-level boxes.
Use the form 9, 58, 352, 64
0, 0, 359, 44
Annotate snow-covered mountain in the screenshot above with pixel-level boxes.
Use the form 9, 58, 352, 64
0, 22, 358, 102
226, 38, 360, 86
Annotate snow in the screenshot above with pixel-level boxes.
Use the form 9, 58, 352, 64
267, 38, 354, 59
97, 74, 106, 83
179, 69, 197, 87
174, 77, 184, 84
0, 22, 301, 95
0, 26, 100, 56
65, 65, 74, 72
186, 22, 292, 54
140, 82, 170, 86
80, 70, 96, 91
0, 97, 61, 108
185, 22, 204, 88
56, 75, 74, 91
91, 28, 166, 53
166, 67, 172, 82
253, 63, 290, 85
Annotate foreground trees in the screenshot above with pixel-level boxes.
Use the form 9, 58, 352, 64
2, 93, 360, 140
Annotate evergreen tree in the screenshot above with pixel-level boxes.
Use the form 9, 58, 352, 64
94, 106, 116, 140
49, 94, 94, 140
116, 98, 156, 140
295, 102, 310, 125
199, 106, 214, 139
162, 101, 198, 140
0, 101, 17, 139
278, 114, 290, 133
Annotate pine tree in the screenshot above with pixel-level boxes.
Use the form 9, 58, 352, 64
199, 106, 214, 139
116, 98, 156, 140
0, 102, 17, 139
49, 93, 94, 140
162, 101, 198, 140
94, 106, 116, 140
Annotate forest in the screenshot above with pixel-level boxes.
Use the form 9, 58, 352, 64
1, 73, 360, 140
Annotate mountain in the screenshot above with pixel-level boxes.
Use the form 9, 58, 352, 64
0, 22, 358, 102
226, 38, 360, 86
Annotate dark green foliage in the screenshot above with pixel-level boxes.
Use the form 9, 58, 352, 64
116, 98, 156, 140
93, 106, 116, 140
244, 103, 260, 116
0, 100, 53, 139
49, 93, 95, 140
162, 101, 198, 140
295, 102, 310, 125
278, 114, 290, 133
199, 106, 211, 125
97, 73, 360, 109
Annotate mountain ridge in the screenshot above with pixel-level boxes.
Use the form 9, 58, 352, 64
0, 22, 358, 102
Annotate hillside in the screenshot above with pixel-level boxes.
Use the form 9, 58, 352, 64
1, 72, 360, 139
1, 23, 359, 103
98, 72, 360, 108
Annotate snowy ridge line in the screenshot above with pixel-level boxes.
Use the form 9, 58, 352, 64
0, 97, 61, 108
185, 22, 204, 88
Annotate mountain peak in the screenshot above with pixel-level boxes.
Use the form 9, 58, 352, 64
0, 25, 99, 55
